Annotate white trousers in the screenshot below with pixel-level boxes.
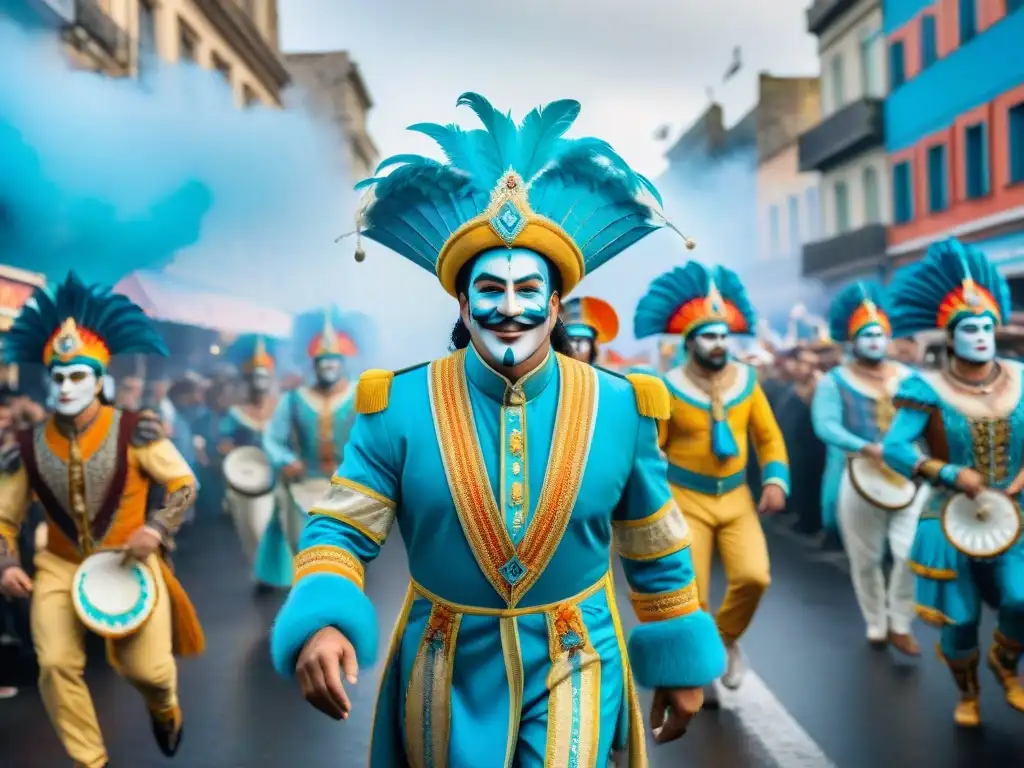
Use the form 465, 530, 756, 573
837, 471, 927, 635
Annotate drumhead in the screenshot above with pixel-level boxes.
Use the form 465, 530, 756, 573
223, 446, 275, 497
72, 551, 157, 639
942, 489, 1023, 559
847, 456, 917, 511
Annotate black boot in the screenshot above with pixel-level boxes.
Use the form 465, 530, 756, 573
150, 706, 184, 757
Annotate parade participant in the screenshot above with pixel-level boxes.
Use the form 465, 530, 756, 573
270, 93, 725, 766
811, 281, 924, 654
0, 273, 204, 768
633, 261, 788, 699
883, 238, 1024, 727
559, 295, 619, 364
220, 334, 292, 590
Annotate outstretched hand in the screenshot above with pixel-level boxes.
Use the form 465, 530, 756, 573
296, 626, 359, 720
651, 686, 703, 743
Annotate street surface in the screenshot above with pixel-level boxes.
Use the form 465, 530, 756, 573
2, 513, 1024, 767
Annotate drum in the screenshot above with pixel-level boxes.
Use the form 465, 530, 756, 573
223, 447, 276, 564
847, 456, 917, 511
284, 477, 332, 553
223, 446, 274, 497
72, 551, 157, 638
942, 489, 1023, 559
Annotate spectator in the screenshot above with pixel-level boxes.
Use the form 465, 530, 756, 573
116, 375, 144, 411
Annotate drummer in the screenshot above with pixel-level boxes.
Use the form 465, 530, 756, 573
810, 282, 924, 656
882, 238, 1024, 727
220, 334, 292, 590
0, 273, 204, 767
559, 295, 619, 365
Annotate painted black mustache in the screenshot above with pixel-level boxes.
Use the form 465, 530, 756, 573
471, 306, 547, 331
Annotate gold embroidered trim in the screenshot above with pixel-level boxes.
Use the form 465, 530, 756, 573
404, 604, 461, 768
309, 477, 397, 544
909, 560, 957, 580
429, 350, 596, 606
293, 545, 365, 589
630, 581, 701, 623
613, 500, 691, 561
410, 574, 607, 618
500, 617, 524, 768
916, 458, 945, 481
916, 604, 953, 627
604, 577, 647, 767
545, 603, 601, 765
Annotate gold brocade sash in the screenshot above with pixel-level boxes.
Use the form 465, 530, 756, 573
427, 350, 597, 607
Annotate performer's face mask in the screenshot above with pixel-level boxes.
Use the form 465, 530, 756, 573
49, 363, 99, 417
690, 322, 729, 371
249, 366, 272, 394
566, 328, 596, 364
315, 356, 344, 386
853, 325, 889, 362
464, 249, 556, 369
953, 316, 996, 363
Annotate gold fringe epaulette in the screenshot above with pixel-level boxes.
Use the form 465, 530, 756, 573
625, 373, 670, 421
355, 369, 395, 414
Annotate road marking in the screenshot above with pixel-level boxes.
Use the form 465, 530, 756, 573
719, 671, 837, 767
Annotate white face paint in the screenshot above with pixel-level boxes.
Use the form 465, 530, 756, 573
314, 357, 343, 386
953, 315, 996, 363
249, 367, 272, 394
465, 248, 555, 369
49, 363, 99, 417
690, 322, 729, 371
853, 324, 889, 362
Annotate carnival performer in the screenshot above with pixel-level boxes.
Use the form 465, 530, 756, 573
220, 334, 292, 590
270, 93, 726, 766
634, 261, 788, 700
883, 238, 1024, 727
811, 282, 924, 654
0, 273, 204, 767
559, 296, 619, 365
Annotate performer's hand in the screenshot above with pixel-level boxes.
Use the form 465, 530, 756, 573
283, 461, 306, 482
650, 686, 702, 743
955, 467, 985, 499
860, 443, 884, 462
1005, 469, 1024, 497
121, 526, 163, 564
0, 566, 33, 598
296, 626, 358, 720
757, 484, 786, 515
217, 439, 235, 456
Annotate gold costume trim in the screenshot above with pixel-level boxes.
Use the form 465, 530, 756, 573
309, 477, 397, 545
428, 350, 596, 606
405, 604, 462, 768
630, 581, 701, 623
605, 578, 646, 766
613, 500, 691, 561
500, 617, 524, 768
367, 584, 415, 764
916, 458, 945, 482
916, 604, 953, 627
292, 545, 365, 589
410, 574, 607, 618
908, 560, 957, 580
545, 602, 601, 766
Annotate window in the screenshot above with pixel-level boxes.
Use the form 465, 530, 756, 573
178, 18, 198, 62
960, 0, 977, 44
829, 55, 845, 111
965, 123, 990, 198
1010, 102, 1024, 184
769, 205, 780, 257
889, 41, 906, 89
806, 186, 820, 239
138, 0, 157, 60
893, 161, 913, 224
927, 144, 948, 213
863, 166, 881, 223
834, 181, 850, 233
921, 15, 937, 68
859, 27, 883, 97
788, 195, 800, 253
212, 53, 232, 84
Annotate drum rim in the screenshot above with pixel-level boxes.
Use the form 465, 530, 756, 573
941, 490, 1024, 559
846, 456, 917, 511
223, 446, 275, 498
71, 552, 159, 639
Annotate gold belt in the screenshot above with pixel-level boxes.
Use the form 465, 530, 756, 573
410, 572, 609, 617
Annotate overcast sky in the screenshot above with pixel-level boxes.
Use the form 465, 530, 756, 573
279, 0, 821, 178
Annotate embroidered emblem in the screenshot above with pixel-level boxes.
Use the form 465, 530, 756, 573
510, 481, 524, 506
53, 318, 83, 359
499, 555, 527, 585
508, 429, 523, 456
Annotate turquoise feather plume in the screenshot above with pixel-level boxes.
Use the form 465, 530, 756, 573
828, 281, 889, 342
634, 262, 756, 339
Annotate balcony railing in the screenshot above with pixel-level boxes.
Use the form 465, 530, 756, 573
69, 0, 130, 68
798, 98, 884, 174
801, 224, 887, 278
806, 0, 858, 36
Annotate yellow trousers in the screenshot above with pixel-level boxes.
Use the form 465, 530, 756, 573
31, 550, 178, 768
671, 483, 771, 645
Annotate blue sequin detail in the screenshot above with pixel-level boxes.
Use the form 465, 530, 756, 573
560, 630, 583, 653
76, 567, 149, 628
499, 555, 528, 585
490, 200, 527, 244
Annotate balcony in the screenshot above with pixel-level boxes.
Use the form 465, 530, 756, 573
798, 98, 884, 174
66, 0, 130, 70
806, 0, 858, 36
192, 0, 290, 96
801, 224, 887, 279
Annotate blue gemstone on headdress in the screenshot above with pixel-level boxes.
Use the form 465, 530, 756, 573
490, 200, 527, 245
57, 336, 75, 354
499, 555, 528, 585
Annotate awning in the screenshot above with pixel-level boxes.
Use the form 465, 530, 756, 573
113, 270, 292, 338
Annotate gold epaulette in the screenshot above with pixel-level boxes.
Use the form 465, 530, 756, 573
625, 373, 670, 421
354, 369, 394, 414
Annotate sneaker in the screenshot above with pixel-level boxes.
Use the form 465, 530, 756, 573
720, 644, 746, 690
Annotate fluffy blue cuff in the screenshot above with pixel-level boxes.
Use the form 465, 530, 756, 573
270, 573, 379, 678
627, 611, 726, 689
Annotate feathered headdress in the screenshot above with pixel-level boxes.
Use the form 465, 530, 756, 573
634, 262, 756, 339
828, 281, 891, 342
226, 334, 277, 374
560, 296, 619, 344
5, 272, 167, 372
889, 237, 1009, 337
292, 306, 375, 363
349, 93, 691, 298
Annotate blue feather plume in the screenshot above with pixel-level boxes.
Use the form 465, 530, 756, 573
634, 262, 756, 339
5, 271, 167, 367
888, 237, 1011, 337
828, 281, 889, 342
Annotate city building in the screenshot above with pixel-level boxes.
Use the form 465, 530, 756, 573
0, 264, 46, 388
799, 0, 890, 286
884, 2, 1024, 294
284, 51, 379, 182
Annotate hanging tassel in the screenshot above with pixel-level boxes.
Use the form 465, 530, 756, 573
709, 389, 739, 459
157, 557, 206, 657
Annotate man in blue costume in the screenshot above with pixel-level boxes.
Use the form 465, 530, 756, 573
270, 93, 726, 766
559, 296, 619, 365
883, 238, 1024, 727
812, 282, 924, 655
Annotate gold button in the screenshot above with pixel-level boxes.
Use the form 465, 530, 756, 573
508, 389, 525, 406
510, 481, 524, 505
508, 430, 523, 456
512, 461, 522, 476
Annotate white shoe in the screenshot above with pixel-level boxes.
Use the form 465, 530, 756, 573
720, 644, 746, 690
866, 626, 888, 645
